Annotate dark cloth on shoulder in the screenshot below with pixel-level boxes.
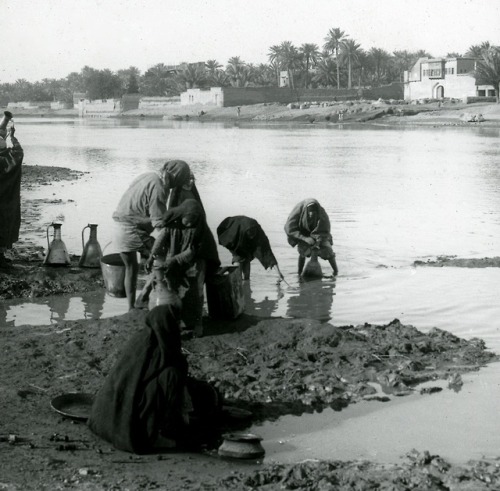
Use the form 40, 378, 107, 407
284, 198, 332, 247
88, 305, 188, 454
217, 216, 277, 270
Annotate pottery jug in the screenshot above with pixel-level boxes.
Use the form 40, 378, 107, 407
302, 248, 323, 278
79, 223, 102, 268
44, 223, 71, 266
148, 265, 182, 310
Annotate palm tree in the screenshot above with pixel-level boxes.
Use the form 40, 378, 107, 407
340, 39, 361, 89
279, 41, 302, 89
367, 48, 391, 86
467, 42, 491, 58
226, 57, 253, 87
299, 43, 320, 88
475, 46, 500, 102
313, 58, 337, 87
253, 63, 275, 86
177, 63, 207, 90
268, 45, 282, 86
392, 50, 414, 82
323, 28, 346, 89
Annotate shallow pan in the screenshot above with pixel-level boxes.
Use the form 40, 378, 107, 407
50, 393, 94, 421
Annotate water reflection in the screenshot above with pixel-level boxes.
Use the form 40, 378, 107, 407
286, 278, 336, 322
242, 281, 283, 318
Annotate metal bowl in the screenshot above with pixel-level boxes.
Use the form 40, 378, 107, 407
50, 393, 94, 421
218, 432, 265, 459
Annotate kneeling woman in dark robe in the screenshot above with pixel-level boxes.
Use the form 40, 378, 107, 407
88, 305, 221, 453
217, 215, 284, 281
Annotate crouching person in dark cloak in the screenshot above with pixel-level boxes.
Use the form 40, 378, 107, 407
87, 305, 221, 453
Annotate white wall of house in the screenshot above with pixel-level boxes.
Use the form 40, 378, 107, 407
78, 99, 121, 118
180, 87, 224, 106
404, 57, 494, 100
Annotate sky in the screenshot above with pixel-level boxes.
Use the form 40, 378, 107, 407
1, 0, 500, 83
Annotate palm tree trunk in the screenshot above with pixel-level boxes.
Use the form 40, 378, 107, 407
336, 47, 340, 90
348, 59, 352, 89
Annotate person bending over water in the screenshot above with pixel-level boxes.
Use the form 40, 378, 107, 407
217, 215, 284, 281
112, 160, 191, 310
284, 198, 338, 277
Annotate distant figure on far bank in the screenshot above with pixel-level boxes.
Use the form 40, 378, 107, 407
236, 106, 241, 118
284, 199, 338, 278
0, 118, 24, 269
217, 216, 284, 281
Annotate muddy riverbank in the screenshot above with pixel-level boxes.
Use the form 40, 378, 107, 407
3, 155, 500, 489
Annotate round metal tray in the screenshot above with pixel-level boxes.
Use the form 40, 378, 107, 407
50, 393, 94, 421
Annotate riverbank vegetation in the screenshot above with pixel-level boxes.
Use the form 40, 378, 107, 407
0, 29, 498, 104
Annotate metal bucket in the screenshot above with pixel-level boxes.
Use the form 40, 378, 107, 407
100, 253, 126, 297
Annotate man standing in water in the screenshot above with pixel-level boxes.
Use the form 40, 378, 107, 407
112, 160, 191, 310
0, 123, 24, 268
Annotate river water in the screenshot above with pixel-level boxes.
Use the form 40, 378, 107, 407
3, 117, 500, 464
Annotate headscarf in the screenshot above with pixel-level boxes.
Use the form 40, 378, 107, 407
217, 216, 277, 269
161, 199, 220, 274
284, 198, 332, 247
88, 305, 188, 453
163, 160, 191, 188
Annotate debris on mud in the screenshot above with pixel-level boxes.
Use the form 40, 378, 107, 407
415, 255, 500, 268
185, 318, 497, 420
209, 450, 500, 490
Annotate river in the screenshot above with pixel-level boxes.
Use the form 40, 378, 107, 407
3, 117, 500, 464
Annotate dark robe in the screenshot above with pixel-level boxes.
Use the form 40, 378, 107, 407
154, 200, 220, 277
0, 137, 23, 249
284, 198, 333, 247
217, 215, 277, 270
88, 305, 188, 453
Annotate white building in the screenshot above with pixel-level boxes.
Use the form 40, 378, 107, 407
404, 57, 495, 100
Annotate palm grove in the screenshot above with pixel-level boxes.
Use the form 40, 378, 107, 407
1, 30, 499, 104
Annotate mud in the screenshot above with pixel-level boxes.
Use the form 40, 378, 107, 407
415, 255, 500, 268
2, 164, 500, 490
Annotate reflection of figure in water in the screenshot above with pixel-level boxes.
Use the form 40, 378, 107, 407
49, 296, 71, 323
241, 281, 283, 318
82, 289, 106, 320
284, 198, 338, 277
217, 216, 283, 281
286, 280, 335, 322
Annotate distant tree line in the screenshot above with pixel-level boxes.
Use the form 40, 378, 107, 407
1, 30, 498, 105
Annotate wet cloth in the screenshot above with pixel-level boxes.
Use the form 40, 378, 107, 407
217, 216, 277, 270
284, 198, 334, 259
88, 305, 188, 454
0, 136, 24, 251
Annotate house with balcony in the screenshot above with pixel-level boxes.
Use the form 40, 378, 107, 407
404, 57, 495, 101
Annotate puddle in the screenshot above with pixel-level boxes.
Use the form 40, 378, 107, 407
252, 362, 500, 465
1, 290, 127, 327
